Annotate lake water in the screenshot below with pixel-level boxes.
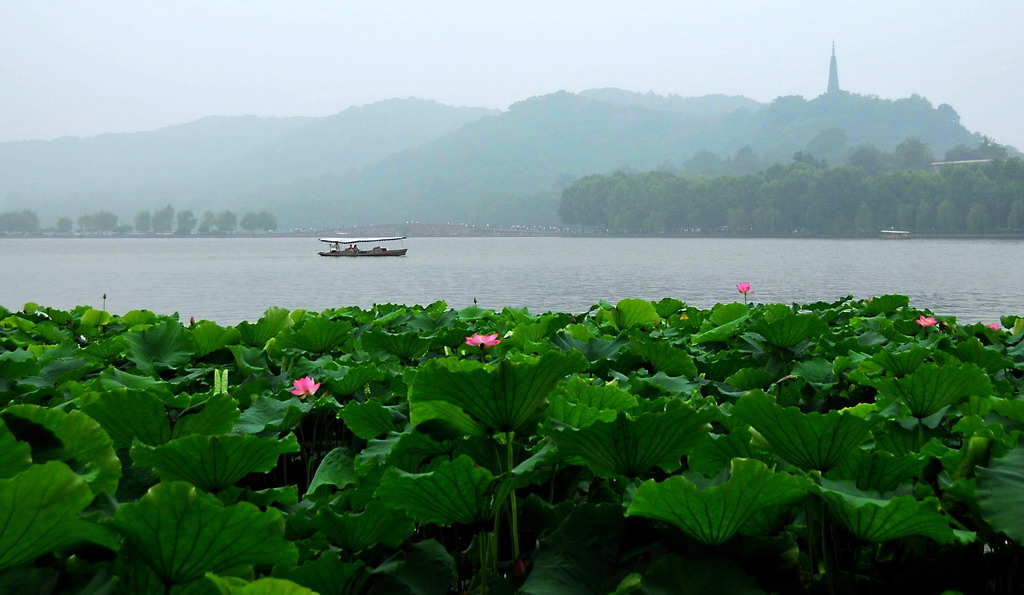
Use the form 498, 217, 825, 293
1, 236, 1021, 325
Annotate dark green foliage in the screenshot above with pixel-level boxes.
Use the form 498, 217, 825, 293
1, 296, 1024, 593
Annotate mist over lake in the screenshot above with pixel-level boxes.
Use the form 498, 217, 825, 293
2, 236, 1021, 325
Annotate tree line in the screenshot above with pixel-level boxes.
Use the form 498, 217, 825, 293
0, 207, 278, 236
559, 156, 1024, 235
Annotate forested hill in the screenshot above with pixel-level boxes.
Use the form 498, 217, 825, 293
260, 90, 992, 226
1, 88, 1008, 229
558, 158, 1024, 235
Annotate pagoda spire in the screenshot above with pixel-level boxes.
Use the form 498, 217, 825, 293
827, 41, 840, 94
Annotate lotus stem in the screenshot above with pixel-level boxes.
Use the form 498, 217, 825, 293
506, 431, 520, 561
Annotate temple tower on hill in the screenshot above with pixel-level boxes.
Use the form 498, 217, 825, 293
827, 42, 840, 94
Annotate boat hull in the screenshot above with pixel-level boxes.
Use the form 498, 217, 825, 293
319, 249, 408, 257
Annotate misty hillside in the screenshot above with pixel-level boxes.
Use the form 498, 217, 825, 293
0, 99, 496, 216
270, 89, 986, 225
0, 88, 995, 227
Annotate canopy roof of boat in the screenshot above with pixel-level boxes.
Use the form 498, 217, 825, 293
319, 236, 406, 244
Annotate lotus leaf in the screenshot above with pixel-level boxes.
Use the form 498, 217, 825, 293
547, 401, 710, 478
367, 540, 457, 595
861, 294, 910, 316
341, 398, 399, 439
274, 551, 368, 595
276, 316, 353, 354
205, 574, 317, 595
307, 447, 357, 495
2, 404, 120, 495
409, 351, 587, 434
630, 334, 698, 377
747, 305, 829, 349
171, 393, 241, 439
317, 499, 415, 552
236, 307, 291, 348
234, 396, 312, 434
0, 461, 97, 570
606, 298, 660, 331
360, 329, 432, 360
189, 321, 241, 359
82, 389, 173, 447
124, 319, 195, 375
873, 363, 992, 419
627, 458, 806, 545
816, 479, 956, 543
0, 418, 32, 478
112, 481, 298, 591
376, 455, 496, 525
976, 444, 1024, 544
731, 390, 876, 472
131, 433, 300, 493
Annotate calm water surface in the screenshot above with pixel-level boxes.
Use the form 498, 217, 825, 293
1, 236, 1021, 324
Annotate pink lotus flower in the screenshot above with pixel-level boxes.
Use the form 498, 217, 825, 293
289, 376, 321, 400
736, 282, 751, 294
465, 333, 501, 348
988, 323, 1001, 330
915, 315, 938, 327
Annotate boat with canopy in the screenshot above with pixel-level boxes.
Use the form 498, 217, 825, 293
318, 236, 408, 257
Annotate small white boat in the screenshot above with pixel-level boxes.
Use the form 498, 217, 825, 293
880, 230, 911, 240
318, 236, 408, 257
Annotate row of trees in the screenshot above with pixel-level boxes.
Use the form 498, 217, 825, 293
130, 207, 277, 235
559, 157, 1024, 235
679, 136, 1011, 177
0, 208, 278, 235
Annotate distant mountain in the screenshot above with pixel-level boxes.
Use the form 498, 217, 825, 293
0, 88, 1001, 228
273, 89, 986, 225
0, 99, 496, 217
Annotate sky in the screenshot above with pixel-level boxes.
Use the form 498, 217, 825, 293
2, 1, 1023, 149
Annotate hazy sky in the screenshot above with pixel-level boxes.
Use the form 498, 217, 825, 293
3, 1, 1022, 149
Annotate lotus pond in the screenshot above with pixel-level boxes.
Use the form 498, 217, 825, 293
1, 295, 1023, 594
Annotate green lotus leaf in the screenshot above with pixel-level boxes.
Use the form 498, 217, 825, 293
547, 378, 638, 429
547, 396, 618, 429
123, 319, 195, 376
274, 551, 368, 595
816, 479, 956, 543
747, 305, 829, 349
276, 316, 353, 354
630, 334, 698, 377
0, 418, 32, 479
206, 574, 316, 595
0, 461, 97, 570
977, 444, 1024, 544
550, 332, 629, 363
409, 351, 588, 434
171, 394, 241, 439
627, 458, 807, 545
791, 357, 837, 387
521, 503, 628, 595
97, 366, 171, 394
687, 426, 766, 478
725, 367, 778, 390
407, 400, 486, 440
131, 433, 300, 493
873, 363, 992, 419
234, 396, 312, 434
321, 363, 385, 398
316, 500, 415, 552
340, 398, 398, 440
365, 540, 457, 595
731, 390, 876, 472
858, 294, 909, 316
307, 447, 357, 496
828, 448, 926, 494
78, 308, 112, 328
2, 404, 120, 496
189, 321, 241, 359
120, 309, 159, 327
0, 348, 39, 387
376, 455, 496, 525
628, 554, 765, 595
81, 335, 129, 362
236, 307, 291, 348
606, 298, 660, 331
954, 336, 1012, 373
228, 344, 270, 376
870, 344, 931, 377
547, 401, 711, 478
361, 329, 432, 360
691, 305, 750, 344
112, 481, 298, 591
82, 389, 173, 448
356, 431, 451, 473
